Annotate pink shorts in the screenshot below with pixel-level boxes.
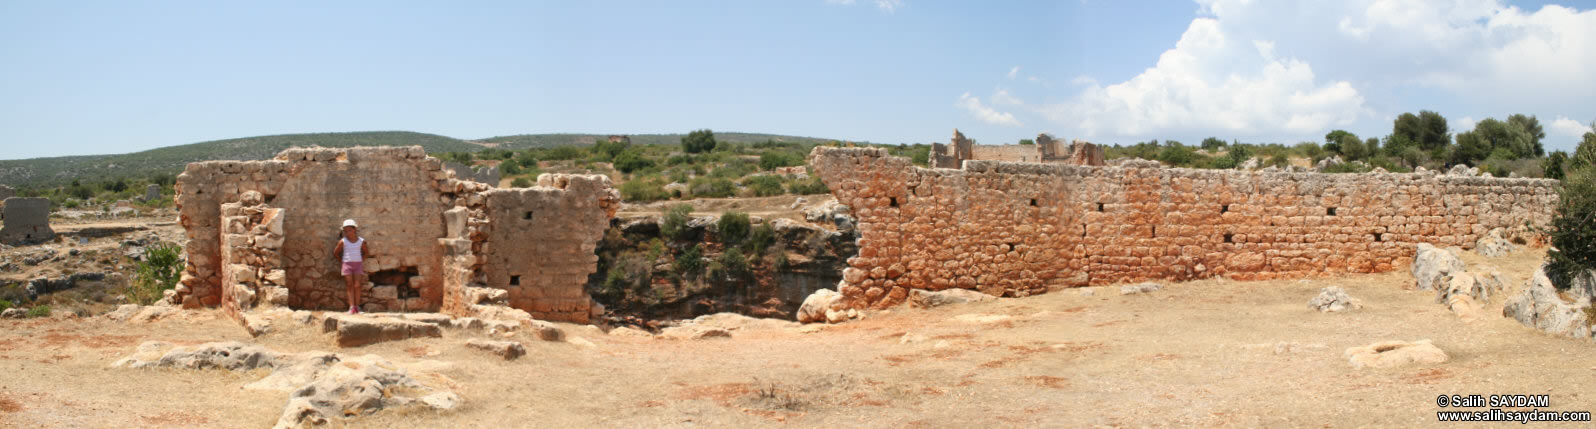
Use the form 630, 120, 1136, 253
341, 261, 364, 276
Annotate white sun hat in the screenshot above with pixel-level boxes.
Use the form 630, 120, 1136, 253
342, 219, 358, 228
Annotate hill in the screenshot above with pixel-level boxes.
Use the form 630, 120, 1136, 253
0, 131, 856, 188
0, 131, 479, 188
476, 132, 845, 149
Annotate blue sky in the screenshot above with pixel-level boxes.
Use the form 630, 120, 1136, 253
2, 0, 1593, 160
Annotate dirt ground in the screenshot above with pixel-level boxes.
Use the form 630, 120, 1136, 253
2, 246, 1594, 428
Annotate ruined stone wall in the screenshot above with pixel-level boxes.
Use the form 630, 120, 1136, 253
0, 197, 54, 245
175, 146, 617, 322
970, 145, 1043, 163
808, 147, 1559, 309
478, 175, 619, 323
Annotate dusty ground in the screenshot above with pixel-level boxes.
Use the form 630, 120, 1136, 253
2, 247, 1593, 428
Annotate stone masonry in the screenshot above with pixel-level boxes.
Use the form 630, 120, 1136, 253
175, 146, 618, 323
933, 130, 1104, 168
808, 147, 1558, 310
0, 197, 55, 245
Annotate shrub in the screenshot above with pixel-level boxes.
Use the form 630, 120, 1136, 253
1157, 143, 1200, 167
543, 146, 587, 161
787, 177, 829, 195
742, 175, 785, 197
619, 179, 669, 203
759, 152, 802, 171
26, 305, 50, 318
1545, 151, 1568, 180
690, 178, 738, 198
745, 222, 776, 255
612, 149, 654, 173
673, 244, 704, 277
715, 247, 751, 279
126, 242, 183, 305
661, 204, 694, 241
717, 211, 751, 245
511, 177, 533, 188
593, 138, 631, 161
0, 299, 11, 311
682, 129, 717, 153
1547, 150, 1596, 289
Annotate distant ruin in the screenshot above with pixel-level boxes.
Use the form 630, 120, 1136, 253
174, 146, 618, 323
0, 197, 55, 245
443, 161, 501, 187
931, 129, 1105, 168
808, 147, 1558, 309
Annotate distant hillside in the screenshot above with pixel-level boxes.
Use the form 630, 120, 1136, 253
0, 131, 478, 188
0, 131, 855, 188
477, 132, 845, 149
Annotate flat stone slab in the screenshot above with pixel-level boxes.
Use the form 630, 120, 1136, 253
322, 314, 443, 348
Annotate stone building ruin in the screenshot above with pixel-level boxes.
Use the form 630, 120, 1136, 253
0, 197, 55, 245
809, 146, 1558, 310
174, 146, 618, 323
931, 129, 1105, 168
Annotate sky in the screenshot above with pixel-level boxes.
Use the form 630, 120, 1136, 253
1, 0, 1594, 160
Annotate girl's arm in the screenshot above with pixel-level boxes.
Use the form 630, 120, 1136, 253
361, 240, 371, 260
333, 241, 344, 262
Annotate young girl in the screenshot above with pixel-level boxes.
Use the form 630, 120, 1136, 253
333, 219, 372, 314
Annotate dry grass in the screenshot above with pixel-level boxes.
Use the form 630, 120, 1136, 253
1, 248, 1594, 427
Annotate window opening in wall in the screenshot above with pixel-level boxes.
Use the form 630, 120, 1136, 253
889, 197, 899, 208
509, 275, 521, 286
1223, 233, 1234, 243
1006, 242, 1018, 252
1030, 198, 1038, 207
1372, 233, 1383, 242
1221, 204, 1229, 213
1080, 224, 1087, 238
1096, 203, 1104, 212
523, 211, 534, 220
1327, 207, 1338, 216
371, 266, 421, 299
1150, 225, 1157, 237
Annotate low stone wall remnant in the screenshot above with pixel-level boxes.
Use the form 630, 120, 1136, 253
807, 146, 1558, 310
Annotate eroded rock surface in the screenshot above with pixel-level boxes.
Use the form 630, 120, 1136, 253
908, 288, 996, 309
1412, 244, 1465, 291
1503, 268, 1593, 340
1343, 340, 1449, 369
1307, 287, 1362, 312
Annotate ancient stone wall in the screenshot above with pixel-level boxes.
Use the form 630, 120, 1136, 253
176, 146, 616, 322
970, 145, 1043, 163
808, 147, 1559, 309
930, 130, 1103, 168
478, 175, 619, 323
0, 197, 54, 245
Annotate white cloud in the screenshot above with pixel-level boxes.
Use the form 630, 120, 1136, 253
1551, 116, 1593, 139
1007, 66, 1020, 80
957, 92, 1022, 127
875, 0, 903, 12
991, 88, 1022, 106
1042, 17, 1365, 140
1457, 116, 1476, 131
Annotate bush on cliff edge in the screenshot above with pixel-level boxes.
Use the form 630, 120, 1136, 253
1546, 126, 1596, 289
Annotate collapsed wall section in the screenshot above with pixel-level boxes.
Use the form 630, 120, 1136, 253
808, 147, 1558, 309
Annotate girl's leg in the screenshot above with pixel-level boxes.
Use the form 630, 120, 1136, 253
353, 274, 364, 311
345, 275, 357, 311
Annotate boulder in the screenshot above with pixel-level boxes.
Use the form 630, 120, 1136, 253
1502, 267, 1593, 340
323, 315, 444, 348
274, 354, 458, 429
908, 288, 996, 309
113, 341, 282, 371
465, 339, 526, 360
1307, 286, 1362, 312
1119, 282, 1162, 295
797, 288, 848, 324
1436, 270, 1507, 306
1411, 244, 1465, 290
1474, 228, 1516, 257
2, 308, 26, 318
1343, 339, 1449, 369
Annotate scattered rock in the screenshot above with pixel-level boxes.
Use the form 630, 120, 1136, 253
908, 288, 996, 309
465, 339, 526, 360
606, 326, 653, 338
1503, 267, 1593, 340
1308, 286, 1362, 312
797, 288, 856, 324
530, 321, 566, 342
25, 272, 106, 300
1412, 243, 1465, 290
1344, 339, 1449, 369
1475, 228, 1516, 257
1119, 282, 1162, 295
2, 308, 26, 318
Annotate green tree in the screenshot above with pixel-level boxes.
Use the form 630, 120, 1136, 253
1546, 130, 1596, 289
741, 175, 784, 197
1507, 114, 1546, 157
1573, 122, 1596, 171
593, 138, 631, 161
1018, 139, 1035, 145
758, 152, 800, 171
1339, 134, 1370, 161
1451, 129, 1493, 166
681, 129, 717, 153
1324, 130, 1357, 155
510, 177, 532, 187
1392, 110, 1451, 153
1200, 137, 1227, 151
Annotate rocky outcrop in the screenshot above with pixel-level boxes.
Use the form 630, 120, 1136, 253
1412, 244, 1465, 291
321, 314, 444, 348
1343, 339, 1448, 368
1474, 228, 1516, 257
115, 341, 460, 429
1502, 267, 1593, 340
908, 288, 996, 309
796, 288, 857, 324
1308, 286, 1362, 312
465, 339, 526, 360
1119, 282, 1162, 295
